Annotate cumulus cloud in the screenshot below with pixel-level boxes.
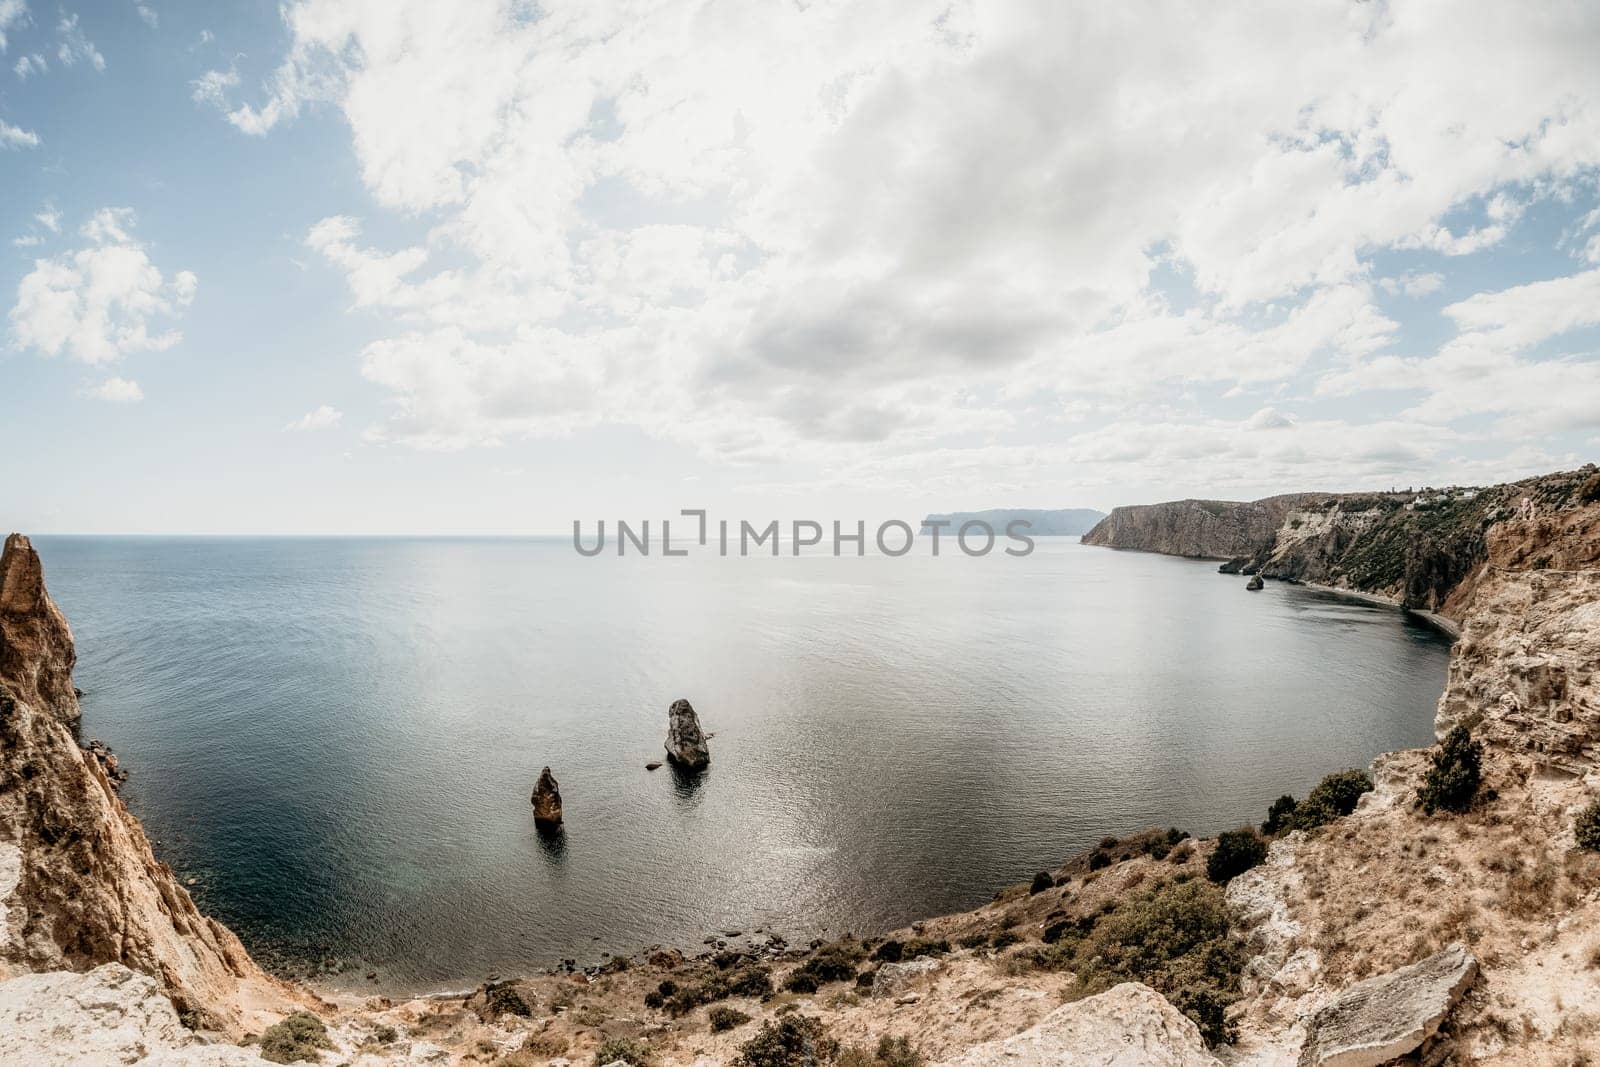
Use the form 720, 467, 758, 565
284, 404, 343, 431
13, 53, 43, 78
211, 0, 1600, 489
0, 117, 38, 148
8, 208, 198, 367
88, 376, 143, 403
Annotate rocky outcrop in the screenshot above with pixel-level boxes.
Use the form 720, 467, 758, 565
0, 964, 268, 1066
1246, 575, 1264, 591
872, 956, 942, 998
664, 698, 710, 770
0, 534, 80, 729
0, 532, 293, 1035
932, 982, 1218, 1066
531, 766, 563, 826
1297, 944, 1477, 1067
1432, 509, 1600, 769
1081, 495, 1311, 559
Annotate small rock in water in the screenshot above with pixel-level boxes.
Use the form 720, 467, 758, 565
531, 766, 563, 826
1246, 574, 1265, 591
664, 698, 711, 770
645, 761, 662, 771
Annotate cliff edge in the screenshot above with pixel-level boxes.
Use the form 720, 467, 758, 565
0, 533, 297, 1036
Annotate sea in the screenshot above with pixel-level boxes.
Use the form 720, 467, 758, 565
34, 535, 1453, 992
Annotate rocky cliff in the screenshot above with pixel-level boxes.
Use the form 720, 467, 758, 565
1081, 494, 1314, 559
0, 534, 295, 1037
1084, 467, 1600, 616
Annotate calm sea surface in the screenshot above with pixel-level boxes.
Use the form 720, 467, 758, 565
35, 536, 1451, 992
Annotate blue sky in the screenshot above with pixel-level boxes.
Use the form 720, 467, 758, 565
2, 1, 1599, 533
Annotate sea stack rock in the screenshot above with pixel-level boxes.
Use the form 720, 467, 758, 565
1246, 574, 1265, 591
531, 767, 563, 826
664, 698, 710, 770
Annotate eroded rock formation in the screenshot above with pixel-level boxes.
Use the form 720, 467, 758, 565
665, 698, 710, 770
932, 982, 1218, 1066
1296, 944, 1477, 1067
0, 532, 294, 1035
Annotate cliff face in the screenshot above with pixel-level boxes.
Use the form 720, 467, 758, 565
0, 534, 80, 729
0, 533, 293, 1035
1080, 494, 1313, 559
1084, 468, 1600, 616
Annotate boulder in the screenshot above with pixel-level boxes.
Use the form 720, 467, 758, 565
1246, 575, 1265, 591
664, 698, 710, 770
1297, 943, 1476, 1067
0, 964, 268, 1065
933, 982, 1217, 1065
531, 767, 563, 826
872, 957, 941, 999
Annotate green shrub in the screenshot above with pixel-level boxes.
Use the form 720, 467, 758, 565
1302, 770, 1373, 820
482, 981, 533, 1018
1088, 851, 1112, 870
783, 942, 862, 992
1206, 828, 1266, 884
872, 940, 902, 962
1261, 795, 1297, 835
709, 1006, 753, 1032
1055, 878, 1242, 1046
1417, 725, 1482, 814
990, 930, 1020, 949
783, 971, 819, 994
837, 1035, 924, 1067
664, 965, 773, 1015
371, 1024, 398, 1044
1029, 871, 1053, 894
594, 1036, 653, 1066
1576, 800, 1600, 851
899, 938, 948, 960
736, 1016, 837, 1067
258, 1012, 332, 1064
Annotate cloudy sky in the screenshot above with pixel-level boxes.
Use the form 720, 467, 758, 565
3, 1, 1599, 533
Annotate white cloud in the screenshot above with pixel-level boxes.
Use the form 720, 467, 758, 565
36, 205, 61, 232
134, 3, 156, 30
11, 234, 41, 247
1378, 272, 1445, 298
0, 0, 25, 53
215, 0, 1600, 489
56, 12, 104, 71
13, 52, 42, 78
0, 117, 38, 148
88, 376, 143, 403
8, 208, 197, 365
284, 404, 343, 431
190, 66, 237, 107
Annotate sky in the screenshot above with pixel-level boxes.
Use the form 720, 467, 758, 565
2, 0, 1599, 534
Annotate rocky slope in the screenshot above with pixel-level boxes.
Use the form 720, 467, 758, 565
0, 533, 299, 1039
1083, 466, 1600, 615
3, 474, 1599, 1064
